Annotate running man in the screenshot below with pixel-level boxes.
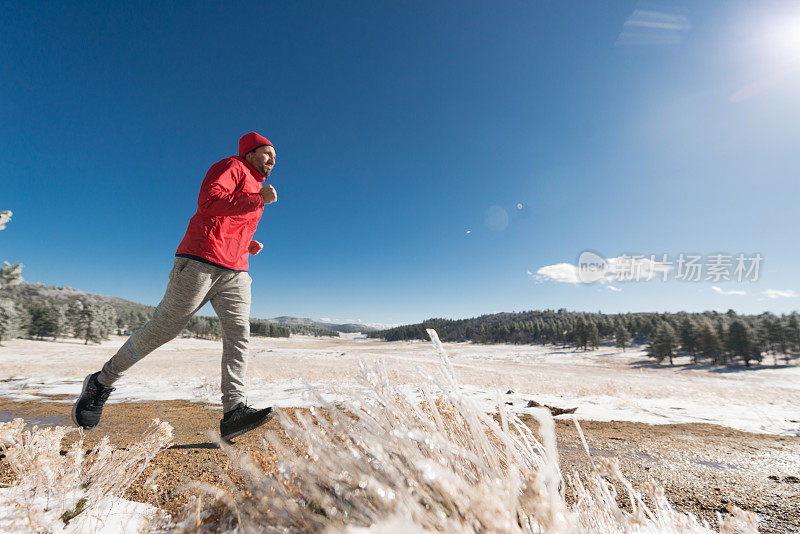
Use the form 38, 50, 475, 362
72, 132, 278, 441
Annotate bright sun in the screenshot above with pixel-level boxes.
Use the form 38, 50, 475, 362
761, 13, 800, 63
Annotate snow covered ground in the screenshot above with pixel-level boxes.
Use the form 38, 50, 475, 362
0, 489, 160, 534
1, 334, 798, 436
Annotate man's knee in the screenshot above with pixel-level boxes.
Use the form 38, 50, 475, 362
223, 318, 250, 340
138, 311, 191, 347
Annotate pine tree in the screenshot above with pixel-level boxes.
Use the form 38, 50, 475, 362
78, 301, 99, 344
588, 322, 600, 349
615, 323, 630, 351
0, 298, 21, 345
773, 316, 789, 358
0, 211, 23, 289
758, 313, 786, 365
65, 300, 84, 338
699, 320, 721, 364
208, 318, 222, 340
787, 314, 800, 354
128, 310, 148, 334
678, 316, 700, 362
727, 319, 761, 367
0, 261, 23, 289
716, 320, 729, 365
574, 317, 589, 350
98, 303, 116, 341
28, 302, 66, 340
649, 322, 678, 365
69, 299, 113, 344
0, 210, 11, 231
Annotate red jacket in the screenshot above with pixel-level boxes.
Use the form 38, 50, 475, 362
176, 156, 265, 271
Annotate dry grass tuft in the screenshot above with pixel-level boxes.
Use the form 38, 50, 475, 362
0, 417, 173, 531
176, 330, 760, 533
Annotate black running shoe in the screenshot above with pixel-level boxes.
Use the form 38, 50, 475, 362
220, 403, 274, 441
71, 372, 115, 429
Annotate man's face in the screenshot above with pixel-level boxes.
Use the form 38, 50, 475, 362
246, 145, 276, 177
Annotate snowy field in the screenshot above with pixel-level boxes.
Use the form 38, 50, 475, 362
1, 333, 798, 436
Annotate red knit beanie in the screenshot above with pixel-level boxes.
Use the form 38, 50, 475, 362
238, 132, 273, 157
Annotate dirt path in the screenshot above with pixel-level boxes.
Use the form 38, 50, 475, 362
1, 399, 798, 532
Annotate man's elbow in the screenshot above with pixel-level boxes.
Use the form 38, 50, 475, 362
198, 195, 229, 214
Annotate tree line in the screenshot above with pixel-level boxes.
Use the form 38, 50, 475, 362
369, 309, 800, 367
250, 318, 338, 337
0, 284, 345, 345
0, 293, 311, 345
0, 298, 117, 344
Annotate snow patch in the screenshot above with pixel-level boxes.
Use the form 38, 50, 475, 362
0, 489, 162, 533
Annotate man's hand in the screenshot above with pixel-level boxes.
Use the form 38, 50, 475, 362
260, 184, 277, 205
248, 240, 264, 255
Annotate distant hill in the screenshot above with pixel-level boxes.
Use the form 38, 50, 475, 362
267, 316, 376, 333
0, 282, 156, 317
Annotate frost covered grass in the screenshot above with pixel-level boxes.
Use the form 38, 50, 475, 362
178, 330, 758, 533
0, 417, 172, 532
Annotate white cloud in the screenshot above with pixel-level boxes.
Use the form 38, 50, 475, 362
606, 285, 622, 292
762, 289, 796, 299
319, 317, 331, 322
535, 263, 581, 284
711, 286, 747, 296
616, 8, 691, 46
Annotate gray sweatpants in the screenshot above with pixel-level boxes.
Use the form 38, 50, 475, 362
98, 257, 252, 412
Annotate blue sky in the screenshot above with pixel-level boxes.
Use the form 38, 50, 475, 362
2, 1, 800, 326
